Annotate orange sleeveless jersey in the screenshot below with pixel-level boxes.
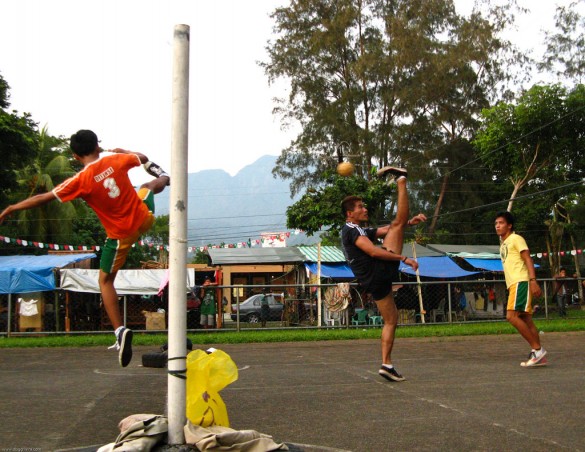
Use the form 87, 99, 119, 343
53, 153, 150, 239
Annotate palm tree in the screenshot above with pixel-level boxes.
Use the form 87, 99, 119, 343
14, 125, 81, 244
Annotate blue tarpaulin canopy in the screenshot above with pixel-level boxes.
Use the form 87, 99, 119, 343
0, 254, 96, 294
463, 258, 504, 272
462, 258, 538, 272
399, 256, 480, 279
304, 262, 355, 279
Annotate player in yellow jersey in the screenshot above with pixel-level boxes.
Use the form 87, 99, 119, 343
495, 211, 547, 367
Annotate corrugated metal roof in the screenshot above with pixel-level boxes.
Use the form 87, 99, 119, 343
208, 248, 305, 265
426, 244, 500, 257
402, 243, 444, 258
297, 246, 346, 263
208, 243, 487, 266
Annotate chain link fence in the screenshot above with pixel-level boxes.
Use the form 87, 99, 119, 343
1, 278, 584, 335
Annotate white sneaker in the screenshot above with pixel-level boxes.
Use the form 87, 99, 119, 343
144, 161, 170, 185
520, 348, 547, 367
108, 327, 133, 367
376, 166, 408, 182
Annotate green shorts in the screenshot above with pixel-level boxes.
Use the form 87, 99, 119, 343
506, 281, 533, 314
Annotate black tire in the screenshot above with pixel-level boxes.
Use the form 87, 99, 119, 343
142, 351, 168, 368
247, 313, 260, 323
161, 338, 193, 352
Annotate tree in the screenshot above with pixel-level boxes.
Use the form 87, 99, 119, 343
474, 83, 585, 256
539, 1, 585, 85
286, 170, 393, 243
70, 207, 105, 245
474, 84, 585, 212
12, 125, 79, 244
262, 0, 528, 202
191, 249, 212, 265
0, 73, 38, 207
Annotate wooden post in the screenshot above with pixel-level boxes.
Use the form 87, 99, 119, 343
412, 243, 426, 323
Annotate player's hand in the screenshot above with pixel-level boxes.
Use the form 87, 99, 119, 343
110, 148, 131, 154
403, 257, 418, 271
0, 206, 13, 224
409, 213, 427, 226
530, 280, 542, 298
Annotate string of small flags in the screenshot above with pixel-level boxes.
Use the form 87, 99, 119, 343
533, 249, 583, 259
0, 231, 296, 253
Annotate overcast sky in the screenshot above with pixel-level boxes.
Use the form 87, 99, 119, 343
1, 0, 582, 186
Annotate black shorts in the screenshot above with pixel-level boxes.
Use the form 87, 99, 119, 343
363, 260, 400, 301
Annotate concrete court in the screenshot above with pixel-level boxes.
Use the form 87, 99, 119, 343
0, 331, 584, 452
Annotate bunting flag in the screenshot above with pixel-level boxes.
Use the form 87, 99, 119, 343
1, 233, 583, 256
0, 231, 295, 253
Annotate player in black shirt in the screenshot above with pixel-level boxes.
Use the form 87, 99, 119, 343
341, 166, 426, 381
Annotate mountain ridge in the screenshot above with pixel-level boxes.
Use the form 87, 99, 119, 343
154, 155, 301, 246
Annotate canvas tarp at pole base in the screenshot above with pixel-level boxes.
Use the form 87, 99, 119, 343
0, 254, 96, 294
60, 268, 195, 295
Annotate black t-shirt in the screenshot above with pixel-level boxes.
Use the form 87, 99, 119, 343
341, 222, 378, 286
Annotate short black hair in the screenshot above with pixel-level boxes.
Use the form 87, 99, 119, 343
495, 211, 515, 230
341, 195, 362, 218
70, 130, 98, 157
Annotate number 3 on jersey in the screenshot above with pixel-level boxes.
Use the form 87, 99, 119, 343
103, 177, 121, 199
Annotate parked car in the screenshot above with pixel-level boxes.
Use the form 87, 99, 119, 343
231, 293, 284, 323
231, 293, 318, 323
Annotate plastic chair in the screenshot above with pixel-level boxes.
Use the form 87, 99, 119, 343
351, 309, 369, 325
368, 315, 383, 326
431, 299, 446, 322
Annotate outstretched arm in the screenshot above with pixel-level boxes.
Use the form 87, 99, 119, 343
109, 148, 149, 164
355, 236, 419, 271
0, 192, 57, 224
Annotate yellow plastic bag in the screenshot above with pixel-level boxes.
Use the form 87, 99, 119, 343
186, 348, 238, 427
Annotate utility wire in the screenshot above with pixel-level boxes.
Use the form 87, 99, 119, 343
433, 180, 585, 220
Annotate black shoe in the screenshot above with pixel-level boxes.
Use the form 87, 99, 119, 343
376, 166, 407, 182
117, 327, 133, 367
144, 161, 170, 185
379, 365, 406, 382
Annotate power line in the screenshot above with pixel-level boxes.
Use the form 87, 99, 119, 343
434, 180, 585, 219
420, 102, 585, 185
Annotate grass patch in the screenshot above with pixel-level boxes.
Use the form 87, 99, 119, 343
1, 317, 584, 348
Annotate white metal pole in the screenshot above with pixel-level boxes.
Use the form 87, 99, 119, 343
167, 23, 190, 445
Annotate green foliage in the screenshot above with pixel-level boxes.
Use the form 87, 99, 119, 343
0, 73, 38, 205
71, 208, 106, 247
540, 2, 585, 84
191, 249, 212, 265
474, 83, 585, 250
11, 126, 79, 244
150, 214, 170, 244
286, 171, 392, 237
124, 244, 160, 269
2, 318, 584, 348
474, 84, 585, 199
263, 0, 526, 197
